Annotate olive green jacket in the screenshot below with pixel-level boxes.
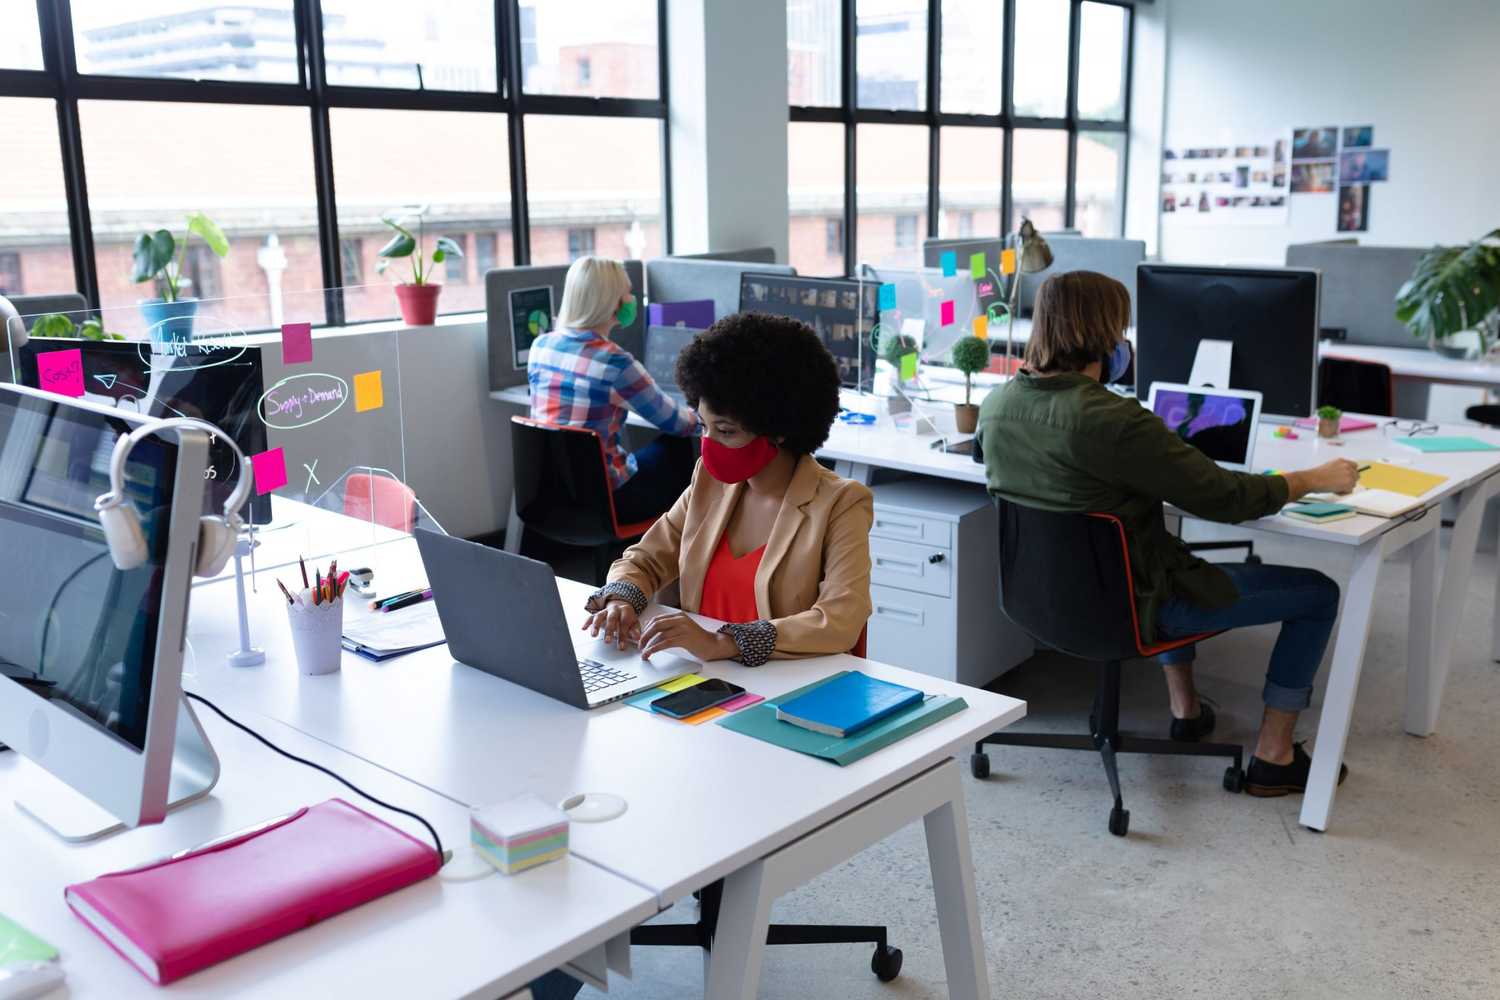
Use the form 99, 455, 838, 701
977, 372, 1289, 643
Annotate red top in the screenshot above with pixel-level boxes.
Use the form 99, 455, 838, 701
699, 534, 766, 624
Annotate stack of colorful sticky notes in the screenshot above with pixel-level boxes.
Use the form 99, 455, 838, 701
470, 793, 568, 875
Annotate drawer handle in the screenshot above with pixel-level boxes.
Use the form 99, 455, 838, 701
874, 603, 923, 623
874, 517, 921, 534
927, 552, 946, 564
874, 556, 922, 575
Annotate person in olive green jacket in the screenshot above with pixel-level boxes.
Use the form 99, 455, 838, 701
978, 271, 1359, 797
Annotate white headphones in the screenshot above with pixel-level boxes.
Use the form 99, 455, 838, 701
94, 416, 253, 576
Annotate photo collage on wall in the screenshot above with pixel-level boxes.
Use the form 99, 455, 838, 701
1159, 139, 1290, 226
1290, 124, 1390, 232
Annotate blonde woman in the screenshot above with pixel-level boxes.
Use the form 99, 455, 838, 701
528, 256, 699, 523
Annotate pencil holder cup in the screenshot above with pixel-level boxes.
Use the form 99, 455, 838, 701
287, 597, 343, 676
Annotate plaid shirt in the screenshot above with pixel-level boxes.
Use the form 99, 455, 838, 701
528, 328, 698, 489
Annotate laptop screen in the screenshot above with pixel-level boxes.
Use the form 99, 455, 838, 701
1151, 387, 1255, 467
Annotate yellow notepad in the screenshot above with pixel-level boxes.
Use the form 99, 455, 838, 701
1359, 462, 1446, 498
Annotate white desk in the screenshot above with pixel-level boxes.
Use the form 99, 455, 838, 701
0, 707, 655, 998
1321, 343, 1500, 391
186, 536, 1024, 999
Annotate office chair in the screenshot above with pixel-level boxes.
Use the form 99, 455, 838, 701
342, 472, 418, 533
1318, 356, 1394, 417
509, 417, 659, 584
1465, 404, 1500, 428
971, 499, 1246, 836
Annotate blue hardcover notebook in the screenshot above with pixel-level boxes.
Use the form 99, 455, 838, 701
775, 670, 923, 738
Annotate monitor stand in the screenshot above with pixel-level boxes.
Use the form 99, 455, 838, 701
16, 695, 220, 844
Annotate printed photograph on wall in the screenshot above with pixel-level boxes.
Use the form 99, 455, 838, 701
1159, 135, 1292, 225
1290, 161, 1336, 193
1337, 185, 1370, 232
1292, 127, 1338, 160
1342, 125, 1374, 148
1339, 148, 1390, 183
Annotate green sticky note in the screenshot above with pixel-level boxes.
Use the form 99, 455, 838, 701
899, 352, 918, 382
969, 252, 986, 280
0, 913, 59, 963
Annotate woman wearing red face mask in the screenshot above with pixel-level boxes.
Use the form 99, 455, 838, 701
581, 312, 872, 666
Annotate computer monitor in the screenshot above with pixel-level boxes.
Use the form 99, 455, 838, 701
739, 273, 880, 390
1147, 382, 1263, 472
0, 384, 211, 840
869, 266, 983, 365
508, 285, 555, 370
643, 324, 704, 406
15, 338, 271, 524
1135, 264, 1320, 421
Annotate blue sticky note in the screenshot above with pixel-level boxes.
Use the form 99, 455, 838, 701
940, 251, 957, 277
878, 282, 896, 311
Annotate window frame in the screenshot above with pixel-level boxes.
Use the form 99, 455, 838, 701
791, 0, 1133, 275
0, 0, 673, 322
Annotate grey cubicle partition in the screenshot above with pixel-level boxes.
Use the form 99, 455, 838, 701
1285, 242, 1424, 348
643, 257, 795, 324
668, 247, 778, 264
485, 260, 646, 390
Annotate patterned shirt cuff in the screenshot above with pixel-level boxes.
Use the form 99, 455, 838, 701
717, 620, 776, 667
585, 580, 648, 615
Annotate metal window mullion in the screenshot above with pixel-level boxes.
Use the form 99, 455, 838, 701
1063, 0, 1081, 228
300, 0, 343, 325
842, 0, 857, 275
1117, 3, 1134, 237
926, 0, 940, 239
38, 0, 98, 307
657, 0, 672, 255
1000, 0, 1017, 234
502, 0, 531, 264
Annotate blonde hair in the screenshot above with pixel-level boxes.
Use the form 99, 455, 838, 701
1023, 271, 1131, 373
557, 256, 632, 332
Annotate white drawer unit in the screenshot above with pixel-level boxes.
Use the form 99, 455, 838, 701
867, 478, 1034, 687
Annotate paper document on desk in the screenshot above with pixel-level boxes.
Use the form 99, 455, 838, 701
1305, 488, 1426, 519
341, 602, 445, 661
1358, 461, 1446, 497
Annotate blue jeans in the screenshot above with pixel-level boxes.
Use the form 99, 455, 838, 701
528, 970, 582, 1000
1156, 564, 1340, 712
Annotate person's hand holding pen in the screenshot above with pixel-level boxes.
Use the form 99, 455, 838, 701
1283, 458, 1361, 498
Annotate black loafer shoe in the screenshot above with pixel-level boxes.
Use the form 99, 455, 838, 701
1246, 741, 1348, 797
1169, 700, 1216, 742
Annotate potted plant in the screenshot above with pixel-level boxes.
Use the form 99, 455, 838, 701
376, 207, 464, 326
1395, 227, 1500, 360
950, 334, 991, 433
132, 212, 229, 345
1316, 404, 1342, 439
29, 313, 124, 341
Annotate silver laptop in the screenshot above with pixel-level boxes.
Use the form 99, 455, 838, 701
1146, 382, 1264, 472
414, 529, 692, 709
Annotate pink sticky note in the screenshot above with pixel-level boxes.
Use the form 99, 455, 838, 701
250, 447, 288, 495
940, 300, 955, 326
37, 349, 85, 398
281, 322, 313, 365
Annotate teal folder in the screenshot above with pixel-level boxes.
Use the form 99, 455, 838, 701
717, 670, 967, 766
1394, 436, 1499, 453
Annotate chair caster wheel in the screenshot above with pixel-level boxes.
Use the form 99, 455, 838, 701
1223, 766, 1246, 793
970, 752, 990, 780
1108, 806, 1130, 837
872, 945, 903, 982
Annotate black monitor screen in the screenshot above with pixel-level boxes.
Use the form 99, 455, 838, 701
1134, 265, 1319, 419
509, 286, 555, 370
0, 393, 177, 751
16, 339, 269, 523
738, 274, 879, 389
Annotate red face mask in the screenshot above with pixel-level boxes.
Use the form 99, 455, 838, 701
700, 435, 778, 484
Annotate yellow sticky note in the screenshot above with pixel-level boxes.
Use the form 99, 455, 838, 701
353, 370, 384, 412
1359, 462, 1447, 498
972, 315, 987, 339
1000, 248, 1017, 275
657, 674, 706, 693
899, 352, 918, 382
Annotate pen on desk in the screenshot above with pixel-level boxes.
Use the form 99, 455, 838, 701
371, 588, 421, 610
381, 589, 433, 613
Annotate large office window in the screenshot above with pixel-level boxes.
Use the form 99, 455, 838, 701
788, 0, 1134, 274
0, 1, 670, 325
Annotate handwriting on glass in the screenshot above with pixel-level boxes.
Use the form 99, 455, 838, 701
257, 373, 350, 430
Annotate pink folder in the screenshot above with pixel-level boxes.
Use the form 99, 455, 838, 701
65, 798, 440, 984
1292, 415, 1377, 433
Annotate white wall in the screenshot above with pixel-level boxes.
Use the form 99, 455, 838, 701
1155, 0, 1500, 265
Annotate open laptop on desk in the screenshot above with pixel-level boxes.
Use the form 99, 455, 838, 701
414, 530, 692, 708
1147, 382, 1263, 472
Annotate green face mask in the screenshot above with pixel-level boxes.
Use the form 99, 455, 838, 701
616, 297, 638, 327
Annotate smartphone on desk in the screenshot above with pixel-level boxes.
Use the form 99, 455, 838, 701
650, 678, 745, 718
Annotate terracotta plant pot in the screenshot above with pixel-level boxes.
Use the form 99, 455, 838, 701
1317, 416, 1340, 439
394, 283, 442, 326
954, 403, 980, 434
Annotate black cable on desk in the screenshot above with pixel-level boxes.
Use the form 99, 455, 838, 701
184, 691, 446, 861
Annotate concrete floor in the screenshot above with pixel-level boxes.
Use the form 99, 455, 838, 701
587, 541, 1500, 999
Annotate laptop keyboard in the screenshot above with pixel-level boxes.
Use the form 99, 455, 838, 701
578, 659, 636, 694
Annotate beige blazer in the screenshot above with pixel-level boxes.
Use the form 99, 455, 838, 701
607, 454, 873, 660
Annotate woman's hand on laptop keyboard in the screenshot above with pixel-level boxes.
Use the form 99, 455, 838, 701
583, 599, 641, 651
639, 611, 738, 662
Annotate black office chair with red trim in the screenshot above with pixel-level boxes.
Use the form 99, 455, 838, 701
972, 499, 1246, 836
509, 417, 660, 584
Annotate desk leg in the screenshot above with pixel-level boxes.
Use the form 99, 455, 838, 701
833, 459, 874, 486
923, 763, 989, 1000
703, 861, 773, 1000
504, 489, 523, 555
1300, 538, 1386, 832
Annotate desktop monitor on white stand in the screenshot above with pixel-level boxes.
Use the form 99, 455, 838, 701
0, 384, 215, 842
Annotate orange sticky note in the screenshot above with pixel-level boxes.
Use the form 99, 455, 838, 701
353, 370, 384, 412
1000, 248, 1017, 275
972, 315, 987, 339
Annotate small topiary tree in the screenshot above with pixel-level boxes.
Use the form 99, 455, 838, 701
950, 334, 991, 407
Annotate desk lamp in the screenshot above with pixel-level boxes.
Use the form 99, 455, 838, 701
1003, 218, 1053, 373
